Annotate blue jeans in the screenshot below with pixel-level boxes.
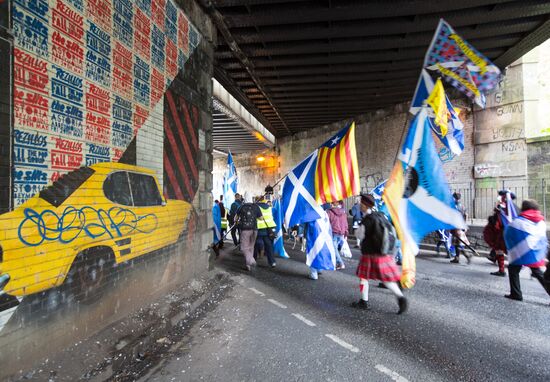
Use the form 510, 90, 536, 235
332, 234, 345, 266
254, 235, 276, 266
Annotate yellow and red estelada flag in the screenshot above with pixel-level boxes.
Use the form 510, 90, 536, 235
315, 122, 360, 204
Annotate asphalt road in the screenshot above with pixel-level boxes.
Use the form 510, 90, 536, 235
143, 243, 550, 382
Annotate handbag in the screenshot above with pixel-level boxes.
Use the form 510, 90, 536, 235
340, 239, 353, 258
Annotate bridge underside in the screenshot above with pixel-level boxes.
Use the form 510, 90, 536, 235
205, 0, 550, 137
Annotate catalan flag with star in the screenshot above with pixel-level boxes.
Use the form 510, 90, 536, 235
315, 122, 360, 204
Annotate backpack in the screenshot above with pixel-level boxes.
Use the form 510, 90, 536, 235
361, 212, 398, 255
238, 203, 257, 230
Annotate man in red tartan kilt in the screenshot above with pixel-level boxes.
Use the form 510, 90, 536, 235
352, 195, 408, 314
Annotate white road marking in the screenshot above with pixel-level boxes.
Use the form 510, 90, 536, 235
325, 334, 359, 353
248, 287, 265, 296
291, 313, 316, 327
267, 299, 287, 309
375, 364, 409, 382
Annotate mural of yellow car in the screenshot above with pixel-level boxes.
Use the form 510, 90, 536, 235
0, 163, 192, 300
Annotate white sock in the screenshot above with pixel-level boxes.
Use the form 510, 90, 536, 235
360, 278, 369, 301
384, 282, 404, 298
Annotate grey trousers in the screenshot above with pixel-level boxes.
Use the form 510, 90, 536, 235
240, 229, 258, 266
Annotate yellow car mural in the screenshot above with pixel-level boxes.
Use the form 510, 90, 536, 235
0, 163, 192, 300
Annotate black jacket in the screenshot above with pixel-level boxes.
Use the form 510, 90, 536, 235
360, 212, 390, 255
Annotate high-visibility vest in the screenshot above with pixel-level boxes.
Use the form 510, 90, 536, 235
257, 205, 276, 229
221, 209, 228, 229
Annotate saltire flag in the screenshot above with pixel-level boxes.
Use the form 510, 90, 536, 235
411, 70, 465, 156
281, 152, 335, 269
272, 199, 290, 258
499, 191, 519, 228
315, 122, 360, 204
223, 151, 238, 207
383, 107, 466, 288
439, 96, 465, 156
212, 202, 222, 243
370, 179, 388, 212
426, 78, 449, 137
504, 215, 548, 266
282, 123, 359, 270
409, 69, 435, 115
282, 151, 322, 228
306, 210, 336, 270
424, 19, 500, 107
427, 93, 466, 157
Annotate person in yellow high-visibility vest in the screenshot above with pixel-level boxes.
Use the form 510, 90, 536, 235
254, 196, 277, 267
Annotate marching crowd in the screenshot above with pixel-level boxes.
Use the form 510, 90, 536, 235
212, 189, 550, 314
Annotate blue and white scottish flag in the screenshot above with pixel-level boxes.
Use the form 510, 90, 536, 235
396, 106, 466, 252
281, 151, 322, 227
504, 216, 548, 266
306, 210, 336, 271
223, 151, 238, 207
499, 192, 518, 228
409, 69, 434, 115
272, 199, 290, 258
282, 150, 338, 270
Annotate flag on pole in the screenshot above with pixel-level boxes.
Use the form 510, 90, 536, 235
282, 122, 359, 270
212, 202, 222, 243
423, 19, 501, 107
315, 122, 360, 204
504, 215, 547, 266
409, 69, 435, 115
223, 151, 238, 207
439, 96, 465, 156
282, 151, 322, 228
306, 210, 336, 271
499, 191, 519, 228
426, 78, 449, 137
383, 107, 466, 288
272, 199, 290, 258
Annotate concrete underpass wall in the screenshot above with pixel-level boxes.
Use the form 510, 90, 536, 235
278, 101, 476, 194
213, 149, 279, 203
0, 0, 215, 377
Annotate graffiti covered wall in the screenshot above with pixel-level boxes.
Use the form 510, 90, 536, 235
0, 0, 215, 377
11, 0, 201, 205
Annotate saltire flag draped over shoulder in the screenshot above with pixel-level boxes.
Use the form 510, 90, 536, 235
383, 107, 466, 288
315, 122, 360, 204
504, 216, 547, 266
272, 199, 290, 258
223, 151, 238, 207
424, 19, 501, 107
306, 211, 336, 270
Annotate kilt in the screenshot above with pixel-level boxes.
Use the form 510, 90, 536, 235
356, 254, 401, 282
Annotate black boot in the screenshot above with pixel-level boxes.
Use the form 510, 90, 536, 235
351, 299, 370, 310
397, 297, 408, 314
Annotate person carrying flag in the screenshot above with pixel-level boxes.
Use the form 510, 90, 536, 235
484, 190, 518, 277
352, 195, 408, 314
228, 193, 243, 246
503, 199, 550, 301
